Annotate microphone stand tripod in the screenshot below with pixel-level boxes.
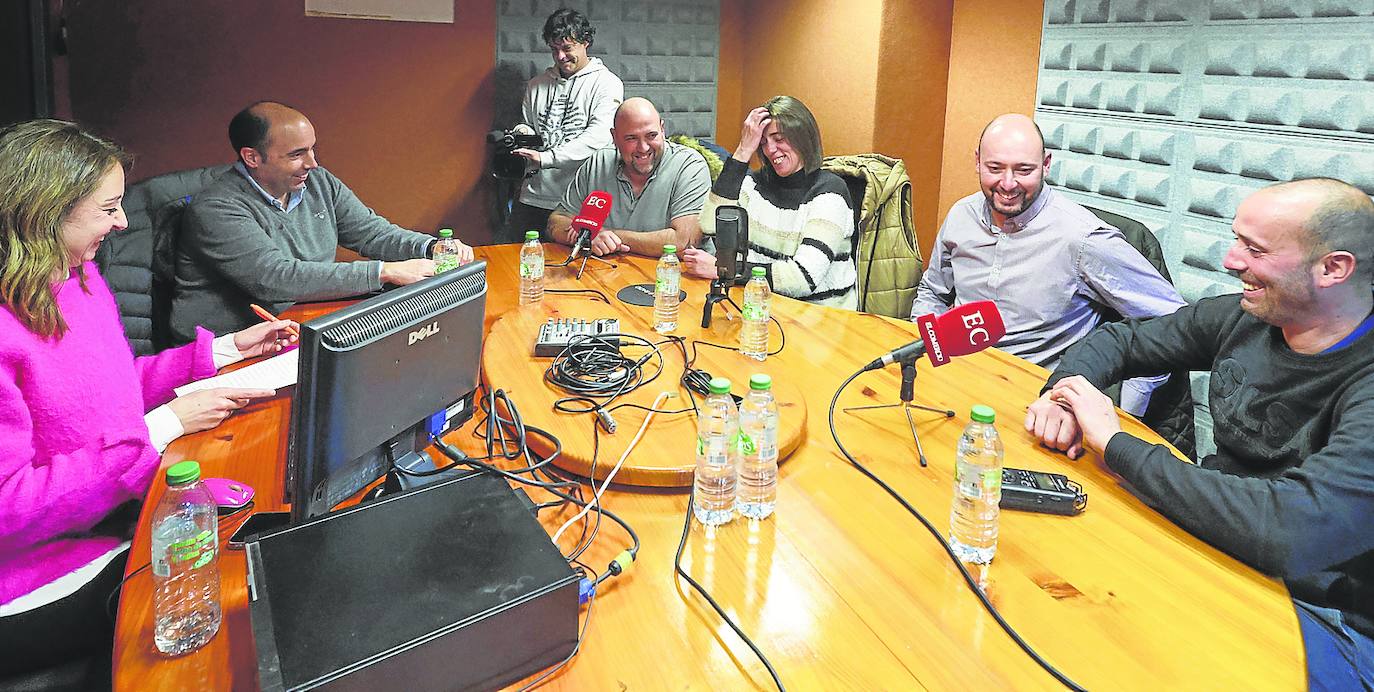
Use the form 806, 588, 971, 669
700, 277, 737, 328
843, 356, 954, 467
572, 249, 614, 280
552, 231, 616, 279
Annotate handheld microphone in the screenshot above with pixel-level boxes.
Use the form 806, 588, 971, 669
570, 191, 613, 256
863, 300, 1005, 372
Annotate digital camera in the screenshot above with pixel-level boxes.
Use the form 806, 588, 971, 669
487, 129, 544, 179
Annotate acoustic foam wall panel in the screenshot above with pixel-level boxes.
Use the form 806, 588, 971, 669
494, 0, 719, 140
1037, 0, 1374, 455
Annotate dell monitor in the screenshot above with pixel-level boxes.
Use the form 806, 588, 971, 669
287, 260, 488, 523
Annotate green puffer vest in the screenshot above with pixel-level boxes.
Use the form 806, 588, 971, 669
820, 154, 923, 318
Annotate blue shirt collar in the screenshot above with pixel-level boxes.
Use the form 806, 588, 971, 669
234, 161, 304, 212
1322, 307, 1374, 353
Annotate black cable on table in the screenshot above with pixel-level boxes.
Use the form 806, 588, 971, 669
431, 429, 641, 560
672, 488, 786, 692
826, 367, 1086, 692
546, 287, 612, 304
691, 293, 787, 357
492, 391, 641, 559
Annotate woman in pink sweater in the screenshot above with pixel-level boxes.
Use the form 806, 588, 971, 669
0, 120, 297, 681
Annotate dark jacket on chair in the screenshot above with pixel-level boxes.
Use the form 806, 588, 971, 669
1083, 205, 1197, 460
94, 166, 230, 354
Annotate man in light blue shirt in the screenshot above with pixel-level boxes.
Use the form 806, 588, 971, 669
913, 114, 1186, 416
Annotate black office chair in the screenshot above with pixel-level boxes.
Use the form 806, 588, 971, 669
0, 659, 104, 692
1083, 205, 1197, 460
94, 165, 230, 354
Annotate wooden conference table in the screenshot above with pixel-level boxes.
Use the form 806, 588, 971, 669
113, 244, 1303, 690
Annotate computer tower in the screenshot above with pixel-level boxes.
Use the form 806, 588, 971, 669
247, 471, 579, 691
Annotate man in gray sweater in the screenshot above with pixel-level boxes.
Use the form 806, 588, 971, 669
171, 101, 471, 341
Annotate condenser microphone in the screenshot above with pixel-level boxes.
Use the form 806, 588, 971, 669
714, 205, 748, 282
570, 191, 613, 257
863, 300, 1006, 372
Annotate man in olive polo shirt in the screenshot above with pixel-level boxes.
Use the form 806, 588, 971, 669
548, 97, 710, 257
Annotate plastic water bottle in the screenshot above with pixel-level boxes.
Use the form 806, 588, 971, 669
949, 405, 1004, 565
739, 266, 770, 360
433, 228, 461, 274
737, 373, 779, 519
653, 244, 680, 333
519, 230, 544, 305
693, 377, 739, 526
152, 460, 221, 655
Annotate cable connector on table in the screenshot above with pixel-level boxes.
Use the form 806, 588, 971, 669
608, 550, 634, 576
595, 408, 617, 434
592, 550, 636, 588
578, 577, 596, 605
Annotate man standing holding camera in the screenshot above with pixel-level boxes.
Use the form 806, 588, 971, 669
503, 8, 623, 244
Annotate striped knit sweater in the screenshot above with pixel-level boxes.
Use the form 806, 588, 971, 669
701, 157, 858, 309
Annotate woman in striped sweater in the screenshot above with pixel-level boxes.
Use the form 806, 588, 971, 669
684, 95, 857, 309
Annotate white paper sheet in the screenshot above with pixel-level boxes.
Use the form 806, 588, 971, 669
174, 349, 299, 396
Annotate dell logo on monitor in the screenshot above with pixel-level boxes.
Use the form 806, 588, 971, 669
408, 322, 440, 345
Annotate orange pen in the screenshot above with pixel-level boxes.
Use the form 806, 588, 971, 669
250, 303, 300, 338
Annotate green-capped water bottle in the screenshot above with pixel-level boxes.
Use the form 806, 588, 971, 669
151, 461, 221, 655
694, 377, 739, 526
434, 228, 461, 274
519, 230, 545, 305
737, 373, 779, 519
739, 266, 770, 360
949, 405, 1004, 565
653, 244, 681, 333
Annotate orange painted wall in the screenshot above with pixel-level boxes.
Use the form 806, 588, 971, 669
716, 0, 745, 147
936, 0, 1045, 251
716, 0, 957, 257
713, 0, 882, 158
63, 1, 497, 243
874, 0, 954, 241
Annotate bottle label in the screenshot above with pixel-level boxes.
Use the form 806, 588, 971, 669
656, 271, 679, 296
982, 468, 1001, 493
742, 300, 767, 321
520, 256, 544, 280
738, 425, 777, 460
154, 528, 216, 576
738, 433, 756, 455
435, 254, 460, 274
697, 432, 735, 465
955, 466, 1002, 498
759, 428, 778, 461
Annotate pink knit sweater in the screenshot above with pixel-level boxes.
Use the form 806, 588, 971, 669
0, 264, 215, 605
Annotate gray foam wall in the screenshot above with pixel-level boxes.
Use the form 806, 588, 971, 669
1036, 0, 1374, 456
494, 0, 720, 139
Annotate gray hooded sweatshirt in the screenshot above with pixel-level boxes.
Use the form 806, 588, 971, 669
519, 57, 624, 210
